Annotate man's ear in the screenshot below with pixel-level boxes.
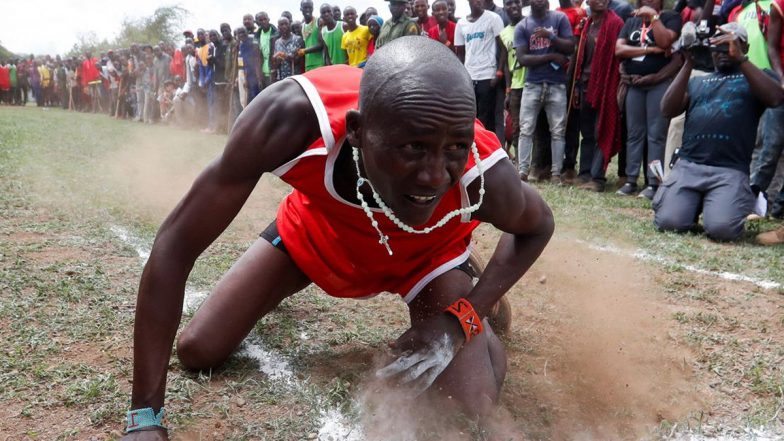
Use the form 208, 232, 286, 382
346, 109, 362, 148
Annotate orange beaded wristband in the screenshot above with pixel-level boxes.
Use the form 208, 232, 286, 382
445, 298, 484, 343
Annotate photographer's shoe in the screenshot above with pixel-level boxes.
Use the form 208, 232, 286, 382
757, 226, 784, 246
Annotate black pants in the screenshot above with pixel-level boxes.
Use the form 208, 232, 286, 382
474, 79, 496, 131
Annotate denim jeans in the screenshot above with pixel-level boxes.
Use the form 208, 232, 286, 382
517, 82, 567, 177
751, 104, 784, 212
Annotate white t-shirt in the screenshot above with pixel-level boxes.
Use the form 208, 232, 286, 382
454, 11, 505, 81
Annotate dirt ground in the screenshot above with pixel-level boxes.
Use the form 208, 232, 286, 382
2, 123, 783, 440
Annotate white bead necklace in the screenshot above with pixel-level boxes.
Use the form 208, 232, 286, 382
352, 143, 486, 256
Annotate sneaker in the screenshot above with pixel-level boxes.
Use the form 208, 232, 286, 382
616, 176, 627, 188
638, 185, 657, 200
616, 182, 638, 196
757, 226, 784, 245
578, 180, 605, 192
549, 175, 563, 185
520, 173, 529, 182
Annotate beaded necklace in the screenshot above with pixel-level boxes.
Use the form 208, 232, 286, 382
351, 143, 486, 255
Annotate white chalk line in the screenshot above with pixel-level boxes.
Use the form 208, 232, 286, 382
110, 224, 362, 440
577, 240, 781, 290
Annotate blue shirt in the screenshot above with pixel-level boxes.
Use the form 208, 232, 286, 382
513, 11, 573, 84
679, 69, 776, 173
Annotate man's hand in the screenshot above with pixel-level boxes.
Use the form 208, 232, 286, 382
120, 429, 168, 441
549, 53, 569, 66
634, 6, 659, 20
709, 33, 746, 63
439, 27, 449, 44
376, 313, 464, 395
533, 27, 554, 40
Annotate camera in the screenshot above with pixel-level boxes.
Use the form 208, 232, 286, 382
680, 20, 715, 50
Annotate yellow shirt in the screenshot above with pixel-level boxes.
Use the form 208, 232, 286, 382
341, 25, 371, 67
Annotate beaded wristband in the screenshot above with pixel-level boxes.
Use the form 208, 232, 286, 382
445, 298, 484, 343
126, 407, 166, 433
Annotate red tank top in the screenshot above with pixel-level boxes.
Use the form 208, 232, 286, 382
275, 65, 507, 302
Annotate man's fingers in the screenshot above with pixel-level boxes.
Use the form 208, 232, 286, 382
376, 351, 425, 379
399, 357, 434, 384
411, 363, 449, 396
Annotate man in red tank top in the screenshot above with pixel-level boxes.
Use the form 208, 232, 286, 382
122, 37, 554, 439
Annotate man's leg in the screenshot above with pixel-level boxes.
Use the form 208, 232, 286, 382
407, 268, 506, 418
544, 83, 568, 179
644, 80, 672, 187
517, 83, 545, 179
750, 105, 784, 198
701, 166, 756, 241
493, 81, 506, 144
474, 79, 496, 132
508, 88, 523, 165
177, 237, 310, 370
623, 86, 647, 188
653, 160, 704, 233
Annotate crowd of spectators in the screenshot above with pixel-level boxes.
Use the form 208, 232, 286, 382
0, 0, 783, 244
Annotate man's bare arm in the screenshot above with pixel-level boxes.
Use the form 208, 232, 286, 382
129, 80, 321, 413
468, 159, 555, 319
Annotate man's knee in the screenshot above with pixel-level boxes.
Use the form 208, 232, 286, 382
654, 208, 695, 233
703, 218, 744, 241
176, 327, 223, 371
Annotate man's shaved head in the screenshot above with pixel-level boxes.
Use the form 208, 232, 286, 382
359, 37, 474, 118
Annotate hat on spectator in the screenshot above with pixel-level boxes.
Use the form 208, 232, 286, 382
368, 15, 384, 26
717, 22, 748, 46
183, 30, 195, 37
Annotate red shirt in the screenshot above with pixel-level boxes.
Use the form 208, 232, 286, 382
557, 7, 587, 36
0, 66, 9, 91
276, 65, 506, 301
419, 16, 439, 34
81, 57, 100, 85
170, 49, 185, 79
427, 20, 457, 49
777, 0, 784, 68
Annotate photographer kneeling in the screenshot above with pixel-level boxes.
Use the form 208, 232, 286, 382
656, 23, 784, 241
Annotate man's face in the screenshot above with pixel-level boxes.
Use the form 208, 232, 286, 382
433, 1, 449, 24
531, 0, 549, 11
368, 19, 381, 35
414, 0, 430, 18
222, 28, 233, 41
301, 1, 314, 20
153, 47, 162, 58
505, 0, 523, 20
292, 21, 303, 35
587, 0, 608, 12
197, 30, 206, 42
446, 0, 457, 17
344, 8, 358, 26
209, 31, 220, 44
389, 1, 407, 19
243, 15, 255, 29
279, 19, 291, 36
257, 13, 271, 31
332, 5, 342, 21
468, 0, 484, 12
320, 4, 334, 25
354, 103, 474, 226
237, 28, 248, 42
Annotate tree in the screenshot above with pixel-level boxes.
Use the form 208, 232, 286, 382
114, 6, 189, 48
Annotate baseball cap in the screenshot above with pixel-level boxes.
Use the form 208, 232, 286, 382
717, 22, 749, 45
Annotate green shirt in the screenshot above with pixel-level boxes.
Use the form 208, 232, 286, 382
376, 17, 420, 49
259, 28, 272, 75
322, 22, 347, 65
9, 65, 17, 88
734, 0, 773, 69
500, 24, 525, 89
303, 19, 325, 71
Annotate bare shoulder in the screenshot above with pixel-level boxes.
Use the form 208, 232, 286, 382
469, 158, 553, 234
222, 79, 321, 178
